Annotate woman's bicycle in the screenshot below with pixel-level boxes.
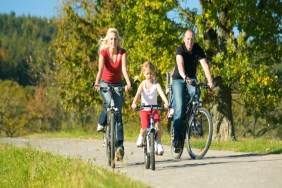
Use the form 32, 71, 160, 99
100, 86, 124, 168
136, 104, 164, 171
166, 73, 213, 159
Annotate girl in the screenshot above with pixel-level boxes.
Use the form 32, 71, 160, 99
131, 61, 169, 155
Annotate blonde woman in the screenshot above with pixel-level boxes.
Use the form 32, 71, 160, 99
131, 61, 169, 155
94, 28, 131, 161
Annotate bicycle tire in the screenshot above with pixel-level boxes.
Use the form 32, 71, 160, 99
105, 129, 111, 166
186, 107, 213, 159
170, 119, 184, 159
109, 112, 116, 168
150, 132, 155, 170
144, 135, 150, 169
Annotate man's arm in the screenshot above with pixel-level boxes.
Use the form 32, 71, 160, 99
176, 55, 186, 80
199, 58, 214, 88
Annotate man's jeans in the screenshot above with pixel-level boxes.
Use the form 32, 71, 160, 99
98, 80, 124, 144
172, 79, 196, 143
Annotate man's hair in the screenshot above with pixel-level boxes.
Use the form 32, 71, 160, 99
184, 29, 196, 39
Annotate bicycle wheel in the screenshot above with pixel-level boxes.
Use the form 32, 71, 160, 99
186, 107, 213, 159
150, 132, 155, 171
170, 120, 184, 159
105, 127, 111, 166
143, 135, 150, 169
109, 112, 116, 168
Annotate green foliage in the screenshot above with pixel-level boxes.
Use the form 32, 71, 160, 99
0, 80, 29, 137
53, 0, 182, 114
0, 143, 148, 188
0, 13, 57, 86
26, 86, 64, 132
196, 0, 282, 130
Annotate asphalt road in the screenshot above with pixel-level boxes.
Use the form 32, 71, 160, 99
0, 137, 281, 188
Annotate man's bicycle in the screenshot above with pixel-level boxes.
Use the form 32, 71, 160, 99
166, 73, 213, 159
136, 104, 164, 171
100, 86, 124, 168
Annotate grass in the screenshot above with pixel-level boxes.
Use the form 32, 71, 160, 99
26, 127, 282, 154
0, 143, 149, 188
209, 138, 282, 154
1, 127, 281, 188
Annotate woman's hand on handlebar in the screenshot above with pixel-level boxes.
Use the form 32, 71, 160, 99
125, 84, 132, 92
94, 84, 100, 92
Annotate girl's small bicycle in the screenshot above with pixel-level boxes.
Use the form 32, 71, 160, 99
136, 104, 164, 171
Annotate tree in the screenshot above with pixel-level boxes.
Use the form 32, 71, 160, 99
0, 80, 29, 137
53, 0, 181, 114
53, 0, 281, 140
175, 0, 281, 140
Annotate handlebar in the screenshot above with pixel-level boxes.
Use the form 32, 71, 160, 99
99, 86, 125, 93
189, 80, 210, 89
135, 104, 165, 111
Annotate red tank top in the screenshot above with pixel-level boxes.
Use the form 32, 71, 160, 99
100, 47, 126, 83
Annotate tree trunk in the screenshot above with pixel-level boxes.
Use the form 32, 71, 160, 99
211, 77, 235, 141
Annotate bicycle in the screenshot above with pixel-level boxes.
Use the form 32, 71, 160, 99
99, 86, 124, 168
136, 104, 164, 171
166, 73, 213, 159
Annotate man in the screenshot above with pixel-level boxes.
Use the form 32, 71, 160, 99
171, 29, 214, 152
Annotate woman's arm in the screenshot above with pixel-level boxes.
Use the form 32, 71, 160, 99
94, 53, 105, 91
121, 52, 132, 91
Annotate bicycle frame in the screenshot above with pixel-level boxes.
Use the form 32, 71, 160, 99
136, 104, 163, 171
167, 77, 213, 159
100, 86, 123, 168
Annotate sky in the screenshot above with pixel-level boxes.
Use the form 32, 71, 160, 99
0, 0, 201, 19
0, 0, 61, 18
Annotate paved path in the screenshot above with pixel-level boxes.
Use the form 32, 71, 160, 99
1, 137, 281, 188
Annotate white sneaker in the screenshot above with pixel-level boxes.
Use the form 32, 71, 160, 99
157, 144, 164, 155
136, 135, 143, 147
97, 124, 105, 133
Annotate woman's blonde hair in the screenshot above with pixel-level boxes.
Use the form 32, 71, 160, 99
141, 61, 156, 74
99, 28, 122, 51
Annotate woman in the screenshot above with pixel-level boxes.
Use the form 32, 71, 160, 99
94, 28, 131, 161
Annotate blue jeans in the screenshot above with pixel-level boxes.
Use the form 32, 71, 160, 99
172, 78, 196, 143
98, 80, 124, 146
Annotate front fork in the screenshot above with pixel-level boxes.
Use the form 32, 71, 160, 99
146, 128, 158, 153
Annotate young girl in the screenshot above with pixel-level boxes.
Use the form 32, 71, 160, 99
131, 61, 169, 155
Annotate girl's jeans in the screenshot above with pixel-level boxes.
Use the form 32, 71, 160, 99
172, 78, 196, 142
98, 80, 124, 146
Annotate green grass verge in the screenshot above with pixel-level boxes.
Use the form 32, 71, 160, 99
25, 125, 282, 154
0, 143, 149, 188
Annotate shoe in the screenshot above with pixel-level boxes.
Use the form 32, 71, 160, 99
97, 124, 105, 133
173, 139, 182, 153
116, 147, 124, 161
136, 135, 143, 147
157, 144, 164, 155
